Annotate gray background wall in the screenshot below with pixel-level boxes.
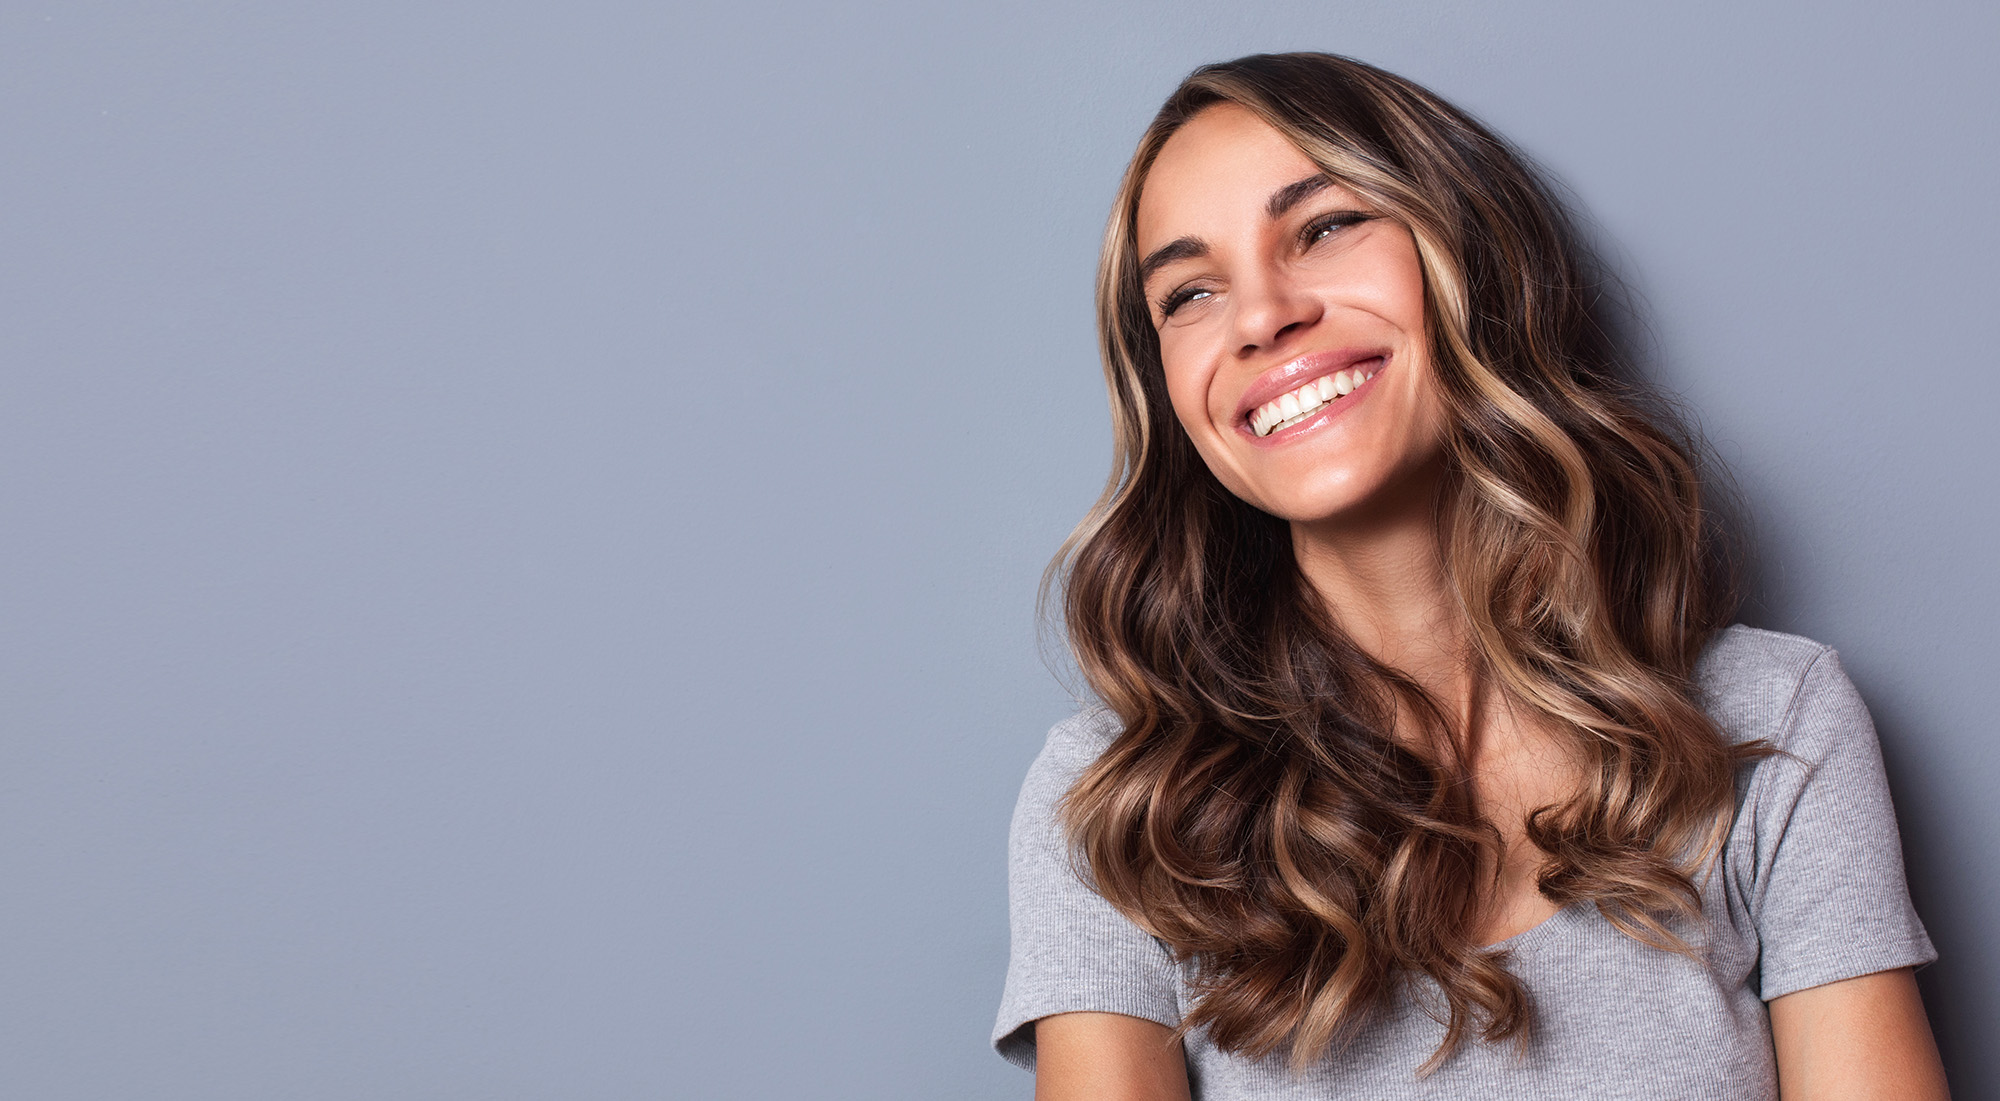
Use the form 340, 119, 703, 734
1, 1, 1992, 1097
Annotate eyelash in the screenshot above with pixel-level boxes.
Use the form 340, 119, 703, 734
1303, 210, 1374, 244
1155, 210, 1377, 318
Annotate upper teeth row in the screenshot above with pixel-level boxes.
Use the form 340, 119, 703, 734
1249, 368, 1375, 437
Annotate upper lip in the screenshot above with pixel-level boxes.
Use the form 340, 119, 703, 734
1233, 347, 1391, 424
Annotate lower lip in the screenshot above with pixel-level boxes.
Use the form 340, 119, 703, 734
1238, 359, 1387, 447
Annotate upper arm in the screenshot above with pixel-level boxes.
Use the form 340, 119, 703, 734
1768, 968, 1947, 1100
1033, 1011, 1191, 1101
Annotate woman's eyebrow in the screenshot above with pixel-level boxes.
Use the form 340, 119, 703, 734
1266, 174, 1334, 218
1139, 236, 1208, 283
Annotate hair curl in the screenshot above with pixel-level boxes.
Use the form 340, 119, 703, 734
1051, 52, 1765, 1071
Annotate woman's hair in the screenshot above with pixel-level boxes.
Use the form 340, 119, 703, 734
1052, 52, 1763, 1070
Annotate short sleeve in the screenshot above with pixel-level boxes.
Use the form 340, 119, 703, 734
1740, 649, 1936, 1000
992, 711, 1183, 1070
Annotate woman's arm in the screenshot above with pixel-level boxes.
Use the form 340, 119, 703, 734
1033, 1011, 1191, 1101
1769, 967, 1948, 1100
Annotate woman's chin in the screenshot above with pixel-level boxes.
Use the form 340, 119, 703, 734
1241, 462, 1447, 529
1249, 488, 1382, 526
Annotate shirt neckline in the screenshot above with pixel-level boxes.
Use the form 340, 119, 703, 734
1480, 901, 1577, 952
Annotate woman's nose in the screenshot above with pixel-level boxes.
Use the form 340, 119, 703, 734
1230, 267, 1322, 356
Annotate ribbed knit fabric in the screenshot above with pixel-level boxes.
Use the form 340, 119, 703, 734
994, 626, 1936, 1099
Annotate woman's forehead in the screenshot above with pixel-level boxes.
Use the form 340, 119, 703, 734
1136, 105, 1353, 248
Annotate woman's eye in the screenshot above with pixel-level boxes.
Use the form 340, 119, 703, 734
1301, 211, 1374, 247
1159, 286, 1211, 318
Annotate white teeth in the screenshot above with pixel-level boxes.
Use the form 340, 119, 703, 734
1248, 364, 1384, 437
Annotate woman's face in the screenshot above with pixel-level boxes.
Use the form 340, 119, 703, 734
1135, 104, 1449, 527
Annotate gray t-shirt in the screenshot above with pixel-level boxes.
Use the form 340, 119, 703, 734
994, 626, 1935, 1099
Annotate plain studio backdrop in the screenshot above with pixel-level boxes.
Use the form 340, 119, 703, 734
1, 1, 1993, 1097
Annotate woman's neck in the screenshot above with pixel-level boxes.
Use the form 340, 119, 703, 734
1289, 469, 1469, 708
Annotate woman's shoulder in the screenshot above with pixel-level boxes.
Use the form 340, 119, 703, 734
1039, 705, 1123, 763
1696, 631, 1935, 996
1694, 624, 1870, 759
1015, 706, 1122, 811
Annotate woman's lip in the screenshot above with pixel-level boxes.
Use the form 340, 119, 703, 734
1234, 361, 1386, 446
1233, 348, 1392, 422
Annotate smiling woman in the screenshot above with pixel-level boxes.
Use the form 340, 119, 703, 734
994, 54, 1947, 1099
1138, 106, 1442, 528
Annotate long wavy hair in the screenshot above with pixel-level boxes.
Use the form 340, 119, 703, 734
1052, 53, 1763, 1070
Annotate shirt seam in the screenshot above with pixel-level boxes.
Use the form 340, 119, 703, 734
1742, 644, 1836, 812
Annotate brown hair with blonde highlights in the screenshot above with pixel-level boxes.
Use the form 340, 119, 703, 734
1051, 53, 1765, 1070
